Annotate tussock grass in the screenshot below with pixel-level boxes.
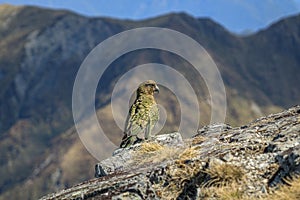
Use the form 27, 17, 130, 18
132, 141, 181, 165
199, 162, 247, 199
137, 141, 165, 153
262, 176, 300, 200
200, 182, 247, 200
153, 146, 202, 199
203, 162, 245, 187
178, 145, 200, 161
191, 135, 207, 145
199, 176, 300, 200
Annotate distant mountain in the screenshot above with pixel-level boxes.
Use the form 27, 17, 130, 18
0, 4, 299, 199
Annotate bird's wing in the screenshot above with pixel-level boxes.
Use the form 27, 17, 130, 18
145, 104, 159, 139
151, 104, 159, 126
120, 103, 141, 148
124, 100, 147, 137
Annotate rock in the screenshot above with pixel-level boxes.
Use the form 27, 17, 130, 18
196, 123, 232, 138
40, 106, 300, 200
153, 132, 184, 146
95, 132, 184, 177
94, 164, 107, 178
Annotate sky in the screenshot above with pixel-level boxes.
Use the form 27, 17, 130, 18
1, 0, 300, 33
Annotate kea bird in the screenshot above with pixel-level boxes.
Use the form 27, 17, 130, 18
120, 80, 160, 148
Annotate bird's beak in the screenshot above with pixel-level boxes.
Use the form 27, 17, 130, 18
154, 85, 160, 94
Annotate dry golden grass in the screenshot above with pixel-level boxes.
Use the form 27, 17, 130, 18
152, 146, 202, 199
190, 135, 207, 145
201, 174, 300, 200
132, 141, 182, 166
261, 176, 300, 200
198, 162, 247, 199
200, 182, 248, 200
203, 162, 245, 187
178, 145, 200, 160
138, 141, 165, 153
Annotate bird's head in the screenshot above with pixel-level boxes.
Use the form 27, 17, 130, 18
137, 80, 159, 96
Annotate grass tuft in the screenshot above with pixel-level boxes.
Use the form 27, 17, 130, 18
138, 141, 164, 153
132, 141, 181, 166
262, 175, 300, 200
203, 162, 245, 187
191, 135, 207, 145
153, 146, 202, 199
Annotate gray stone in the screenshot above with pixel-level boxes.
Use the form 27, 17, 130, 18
152, 132, 184, 146
95, 132, 184, 177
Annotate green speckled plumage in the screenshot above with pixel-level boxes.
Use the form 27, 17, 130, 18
120, 80, 159, 148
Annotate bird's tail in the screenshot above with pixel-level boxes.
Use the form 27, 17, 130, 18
119, 134, 142, 148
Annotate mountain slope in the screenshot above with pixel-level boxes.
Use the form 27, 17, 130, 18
0, 4, 299, 199
243, 15, 300, 106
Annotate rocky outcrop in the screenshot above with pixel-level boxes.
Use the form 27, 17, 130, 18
40, 106, 300, 199
95, 132, 184, 178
